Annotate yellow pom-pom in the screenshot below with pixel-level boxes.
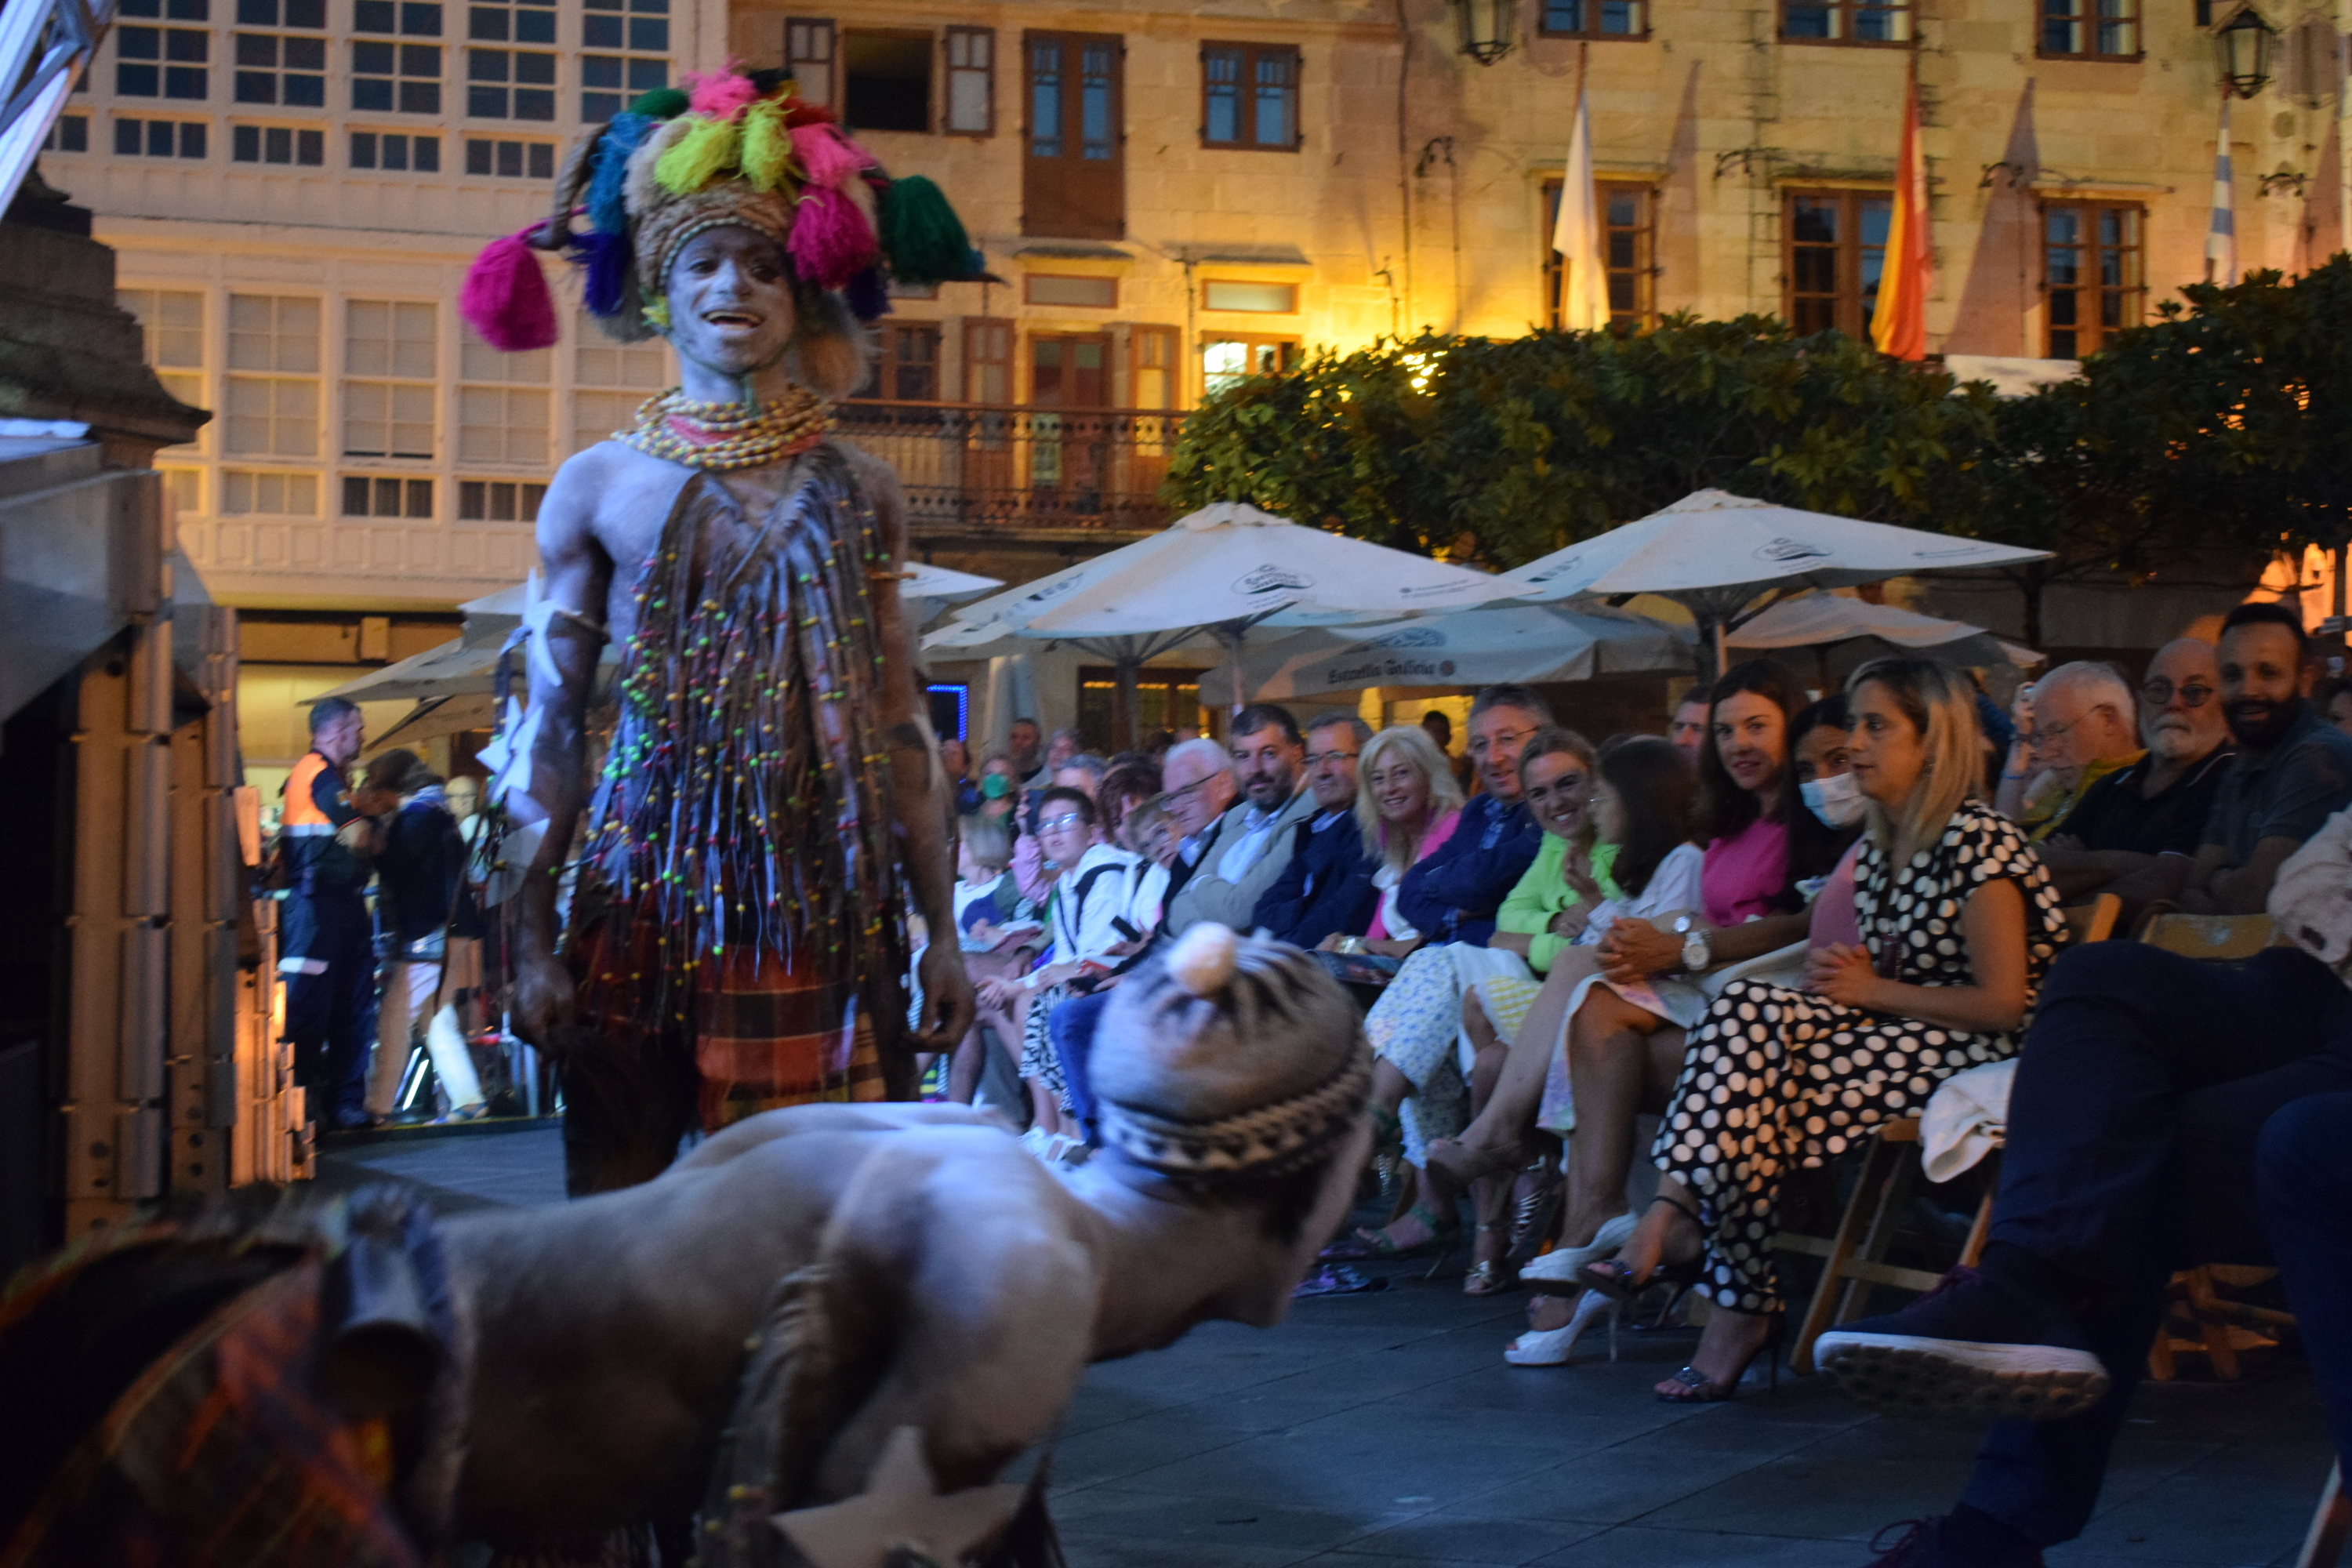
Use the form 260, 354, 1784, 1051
654, 114, 739, 196
739, 96, 794, 193
642, 294, 672, 330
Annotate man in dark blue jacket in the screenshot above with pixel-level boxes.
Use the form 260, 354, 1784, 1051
1396, 686, 1551, 946
1252, 713, 1374, 946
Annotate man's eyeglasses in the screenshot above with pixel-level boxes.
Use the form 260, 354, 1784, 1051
2140, 679, 2216, 709
1160, 778, 1215, 806
1304, 749, 1359, 769
1467, 727, 1541, 760
1039, 812, 1087, 833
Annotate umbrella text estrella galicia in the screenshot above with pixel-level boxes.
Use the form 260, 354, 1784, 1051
1234, 565, 1315, 595
1754, 537, 1833, 564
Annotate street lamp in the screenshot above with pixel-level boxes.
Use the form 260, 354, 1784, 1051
1453, 0, 1515, 64
2214, 3, 2278, 100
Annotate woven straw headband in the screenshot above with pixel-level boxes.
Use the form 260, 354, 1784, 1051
1095, 1038, 1373, 1184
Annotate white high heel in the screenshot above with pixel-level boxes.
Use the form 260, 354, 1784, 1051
1519, 1212, 1639, 1294
1504, 1288, 1620, 1367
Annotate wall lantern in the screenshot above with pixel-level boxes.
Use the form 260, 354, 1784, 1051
1454, 0, 1516, 64
2215, 4, 2278, 100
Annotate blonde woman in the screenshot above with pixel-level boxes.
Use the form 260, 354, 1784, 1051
1330, 724, 1468, 956
1589, 658, 2070, 1403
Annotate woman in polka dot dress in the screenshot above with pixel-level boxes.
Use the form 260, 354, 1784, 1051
1586, 657, 2069, 1403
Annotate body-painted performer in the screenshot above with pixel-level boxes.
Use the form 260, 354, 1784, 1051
469, 70, 984, 1192
0, 927, 1372, 1567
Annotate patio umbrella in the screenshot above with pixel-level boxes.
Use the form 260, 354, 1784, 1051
1725, 590, 2044, 685
931, 502, 1537, 739
1196, 602, 1693, 706
1501, 489, 2051, 674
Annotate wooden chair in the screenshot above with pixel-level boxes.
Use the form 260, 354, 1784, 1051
1787, 896, 2121, 1374
2132, 912, 2297, 1382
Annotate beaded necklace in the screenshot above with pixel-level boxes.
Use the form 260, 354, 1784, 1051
615, 386, 832, 472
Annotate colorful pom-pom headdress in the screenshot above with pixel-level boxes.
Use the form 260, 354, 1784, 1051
458, 62, 985, 383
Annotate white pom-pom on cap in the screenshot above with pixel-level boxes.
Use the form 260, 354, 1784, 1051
1165, 923, 1240, 997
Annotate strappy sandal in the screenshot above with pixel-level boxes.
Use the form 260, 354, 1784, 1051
1462, 1225, 1516, 1296
1505, 1157, 1563, 1269
1423, 1134, 1526, 1199
1657, 1317, 1785, 1403
1329, 1203, 1459, 1264
1583, 1194, 1705, 1302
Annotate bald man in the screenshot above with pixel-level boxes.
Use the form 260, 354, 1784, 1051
2036, 638, 2234, 924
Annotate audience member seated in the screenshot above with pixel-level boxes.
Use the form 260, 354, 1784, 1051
971, 751, 1020, 833
2145, 601, 2352, 915
1097, 759, 1163, 847
1341, 717, 1585, 1261
1015, 753, 1112, 904
1815, 804, 2352, 1568
1593, 658, 2069, 1405
940, 736, 978, 815
1995, 662, 2146, 841
1005, 717, 1044, 789
1167, 705, 1318, 933
1121, 799, 1180, 931
2319, 674, 2352, 737
1432, 694, 1864, 1357
1421, 708, 1472, 791
2034, 637, 2234, 923
1156, 736, 1242, 914
1320, 724, 1465, 964
1428, 735, 1703, 1298
958, 787, 1139, 1149
1668, 688, 1711, 762
1251, 714, 1375, 947
1391, 685, 1554, 946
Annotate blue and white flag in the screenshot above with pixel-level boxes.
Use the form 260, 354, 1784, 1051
2206, 96, 2237, 285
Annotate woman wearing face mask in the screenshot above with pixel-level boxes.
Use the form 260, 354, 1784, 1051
972, 753, 1019, 829
1587, 659, 2067, 1403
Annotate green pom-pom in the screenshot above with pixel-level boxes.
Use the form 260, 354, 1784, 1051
630, 87, 689, 118
739, 96, 793, 192
655, 114, 739, 195
879, 176, 975, 285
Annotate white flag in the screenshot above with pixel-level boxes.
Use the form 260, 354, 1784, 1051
2205, 96, 2238, 285
1552, 85, 1610, 332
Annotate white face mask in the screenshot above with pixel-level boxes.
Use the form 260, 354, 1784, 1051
1801, 770, 1868, 828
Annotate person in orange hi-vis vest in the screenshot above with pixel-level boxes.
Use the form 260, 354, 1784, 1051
280, 695, 378, 1131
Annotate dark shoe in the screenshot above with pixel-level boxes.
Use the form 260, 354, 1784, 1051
1817, 1266, 2108, 1422
1864, 1514, 2045, 1566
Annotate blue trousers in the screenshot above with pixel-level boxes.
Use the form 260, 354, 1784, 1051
1963, 942, 2352, 1546
281, 887, 378, 1131
2259, 1091, 2352, 1475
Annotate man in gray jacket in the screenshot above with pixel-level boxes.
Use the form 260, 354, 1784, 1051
1167, 703, 1317, 935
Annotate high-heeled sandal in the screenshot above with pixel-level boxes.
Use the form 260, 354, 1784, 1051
1582, 1194, 1706, 1302
1519, 1211, 1639, 1295
1424, 1134, 1526, 1198
1505, 1157, 1563, 1269
1656, 1316, 1786, 1403
1504, 1287, 1620, 1367
1462, 1225, 1516, 1296
1335, 1203, 1459, 1263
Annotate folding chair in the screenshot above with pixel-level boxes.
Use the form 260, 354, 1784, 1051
1788, 896, 2120, 1374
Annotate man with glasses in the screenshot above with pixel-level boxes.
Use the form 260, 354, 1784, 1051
1167, 704, 1318, 934
1999, 662, 2146, 843
1156, 735, 1240, 887
1252, 714, 1377, 947
1393, 685, 1551, 947
2036, 638, 2234, 924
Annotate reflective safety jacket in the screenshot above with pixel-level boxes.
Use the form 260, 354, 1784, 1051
281, 750, 370, 896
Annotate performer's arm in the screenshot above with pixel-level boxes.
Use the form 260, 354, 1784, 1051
860, 454, 976, 1054
510, 455, 613, 1045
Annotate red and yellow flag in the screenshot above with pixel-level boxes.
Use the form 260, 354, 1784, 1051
1869, 71, 1931, 361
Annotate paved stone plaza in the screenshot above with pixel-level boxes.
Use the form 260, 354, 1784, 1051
322, 1124, 2336, 1568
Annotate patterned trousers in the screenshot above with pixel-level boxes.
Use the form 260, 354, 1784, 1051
1653, 975, 2012, 1312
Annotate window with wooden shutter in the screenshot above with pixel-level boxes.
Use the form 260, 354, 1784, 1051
963, 318, 1013, 404
1783, 187, 1892, 338
1022, 31, 1122, 240
786, 18, 833, 107
945, 27, 992, 135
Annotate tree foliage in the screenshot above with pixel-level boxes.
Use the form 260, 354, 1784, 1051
1166, 258, 2352, 645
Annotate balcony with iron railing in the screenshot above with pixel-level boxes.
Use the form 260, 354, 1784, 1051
833, 401, 1187, 541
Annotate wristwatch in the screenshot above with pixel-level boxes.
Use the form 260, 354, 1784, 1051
1673, 914, 1711, 972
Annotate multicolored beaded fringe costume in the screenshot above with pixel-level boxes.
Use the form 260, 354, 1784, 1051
571, 447, 908, 1118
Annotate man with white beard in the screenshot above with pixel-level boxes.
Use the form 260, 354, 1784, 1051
2034, 637, 2234, 924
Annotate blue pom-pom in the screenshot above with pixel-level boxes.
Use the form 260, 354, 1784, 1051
586, 113, 651, 235
845, 265, 891, 321
964, 246, 986, 281
580, 229, 632, 316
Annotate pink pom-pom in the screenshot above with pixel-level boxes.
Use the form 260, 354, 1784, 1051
459, 233, 559, 352
786, 184, 878, 289
789, 121, 873, 190
684, 62, 759, 121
